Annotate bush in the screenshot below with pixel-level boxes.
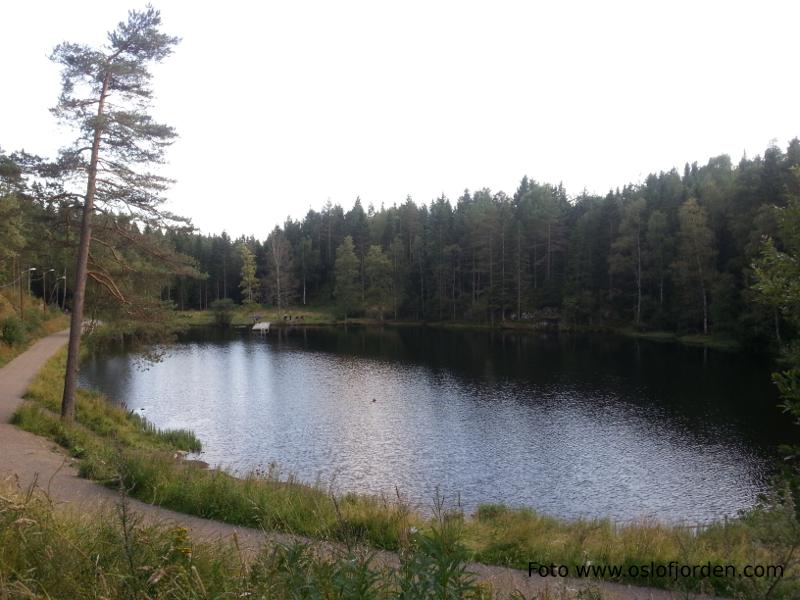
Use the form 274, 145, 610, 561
22, 307, 44, 333
1, 315, 26, 346
209, 298, 235, 327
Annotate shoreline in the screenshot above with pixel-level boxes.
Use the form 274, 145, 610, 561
189, 314, 748, 354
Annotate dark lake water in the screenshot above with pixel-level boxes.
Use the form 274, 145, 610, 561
79, 325, 796, 523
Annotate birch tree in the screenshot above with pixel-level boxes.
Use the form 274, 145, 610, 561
673, 198, 716, 334
610, 197, 646, 325
238, 244, 259, 304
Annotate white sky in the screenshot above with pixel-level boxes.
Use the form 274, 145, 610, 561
3, 1, 799, 237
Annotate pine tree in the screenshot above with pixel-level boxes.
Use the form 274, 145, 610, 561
266, 227, 294, 310
334, 236, 360, 320
51, 7, 181, 421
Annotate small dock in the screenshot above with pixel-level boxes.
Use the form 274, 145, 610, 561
252, 322, 271, 335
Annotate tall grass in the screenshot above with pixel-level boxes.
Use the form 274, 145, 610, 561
0, 481, 502, 600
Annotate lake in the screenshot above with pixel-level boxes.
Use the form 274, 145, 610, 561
79, 325, 795, 523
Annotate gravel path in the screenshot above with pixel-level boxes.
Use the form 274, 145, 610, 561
0, 329, 726, 600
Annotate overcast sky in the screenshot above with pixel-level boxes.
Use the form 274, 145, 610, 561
3, 1, 799, 238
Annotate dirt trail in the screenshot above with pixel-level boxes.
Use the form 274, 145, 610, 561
0, 330, 725, 600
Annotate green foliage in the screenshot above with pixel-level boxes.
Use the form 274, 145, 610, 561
468, 503, 799, 597
0, 315, 25, 346
266, 226, 296, 310
7, 132, 800, 341
753, 180, 800, 416
209, 298, 235, 327
334, 235, 360, 319
364, 245, 392, 318
609, 197, 646, 324
398, 505, 481, 599
672, 198, 716, 334
0, 482, 500, 600
238, 243, 259, 304
140, 138, 799, 342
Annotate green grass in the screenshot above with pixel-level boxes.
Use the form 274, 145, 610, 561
11, 349, 800, 598
464, 503, 798, 597
676, 333, 741, 351
0, 290, 69, 367
174, 304, 746, 355
0, 481, 507, 600
175, 305, 338, 327
605, 327, 742, 351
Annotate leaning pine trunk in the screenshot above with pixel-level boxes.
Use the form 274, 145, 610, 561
62, 70, 111, 422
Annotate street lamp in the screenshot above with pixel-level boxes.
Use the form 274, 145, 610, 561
27, 267, 36, 296
54, 275, 67, 311
42, 268, 55, 313
21, 267, 36, 324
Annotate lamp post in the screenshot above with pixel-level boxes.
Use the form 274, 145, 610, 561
27, 267, 36, 296
42, 268, 55, 313
55, 275, 67, 311
22, 267, 36, 324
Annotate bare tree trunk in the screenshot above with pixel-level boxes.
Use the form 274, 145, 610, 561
546, 223, 551, 281
694, 243, 709, 335
701, 281, 708, 335
636, 225, 642, 325
276, 265, 281, 309
471, 251, 476, 305
275, 259, 281, 310
608, 221, 614, 301
489, 239, 493, 319
301, 243, 307, 305
222, 252, 227, 299
516, 226, 521, 318
62, 70, 111, 422
501, 225, 506, 321
419, 257, 424, 319
392, 253, 398, 320
452, 261, 456, 320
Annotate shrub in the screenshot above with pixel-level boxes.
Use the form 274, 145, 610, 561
210, 298, 235, 327
1, 315, 26, 346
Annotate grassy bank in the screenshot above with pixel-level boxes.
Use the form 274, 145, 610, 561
11, 349, 800, 598
0, 481, 514, 600
174, 304, 745, 353
0, 291, 69, 367
612, 328, 742, 352
175, 306, 338, 328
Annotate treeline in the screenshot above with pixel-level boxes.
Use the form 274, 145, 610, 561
2, 139, 799, 344
166, 140, 799, 343
0, 146, 195, 329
